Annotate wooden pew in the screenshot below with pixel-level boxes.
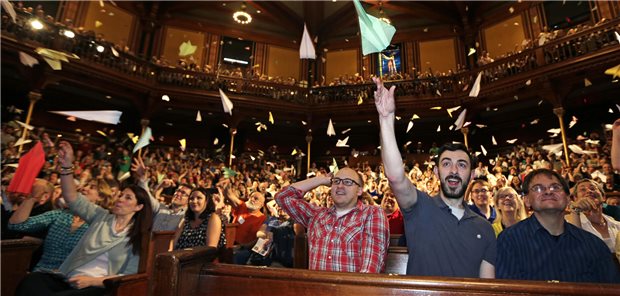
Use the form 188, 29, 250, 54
219, 223, 238, 263
385, 246, 408, 275
389, 234, 403, 246
153, 246, 219, 296
1, 239, 42, 296
197, 263, 619, 296
103, 231, 176, 296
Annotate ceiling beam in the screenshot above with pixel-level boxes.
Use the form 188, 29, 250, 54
368, 0, 458, 25
247, 1, 304, 32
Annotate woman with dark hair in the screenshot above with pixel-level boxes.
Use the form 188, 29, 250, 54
173, 187, 226, 250
16, 141, 153, 296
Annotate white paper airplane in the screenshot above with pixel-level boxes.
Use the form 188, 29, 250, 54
506, 139, 518, 144
407, 121, 414, 133
196, 110, 202, 122
219, 88, 233, 115
454, 108, 467, 130
1, 0, 16, 22
336, 136, 350, 147
446, 106, 461, 118
342, 128, 351, 134
469, 72, 482, 97
15, 120, 34, 130
480, 145, 487, 156
133, 127, 152, 153
19, 52, 38, 67
299, 24, 316, 59
492, 136, 497, 145
49, 110, 121, 125
327, 119, 336, 136
13, 138, 32, 147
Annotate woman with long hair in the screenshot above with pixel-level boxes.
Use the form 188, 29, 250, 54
173, 187, 226, 249
16, 141, 153, 296
491, 187, 527, 237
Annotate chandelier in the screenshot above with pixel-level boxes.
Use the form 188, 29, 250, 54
233, 2, 252, 24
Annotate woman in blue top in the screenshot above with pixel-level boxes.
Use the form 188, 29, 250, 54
174, 187, 226, 250
16, 141, 153, 296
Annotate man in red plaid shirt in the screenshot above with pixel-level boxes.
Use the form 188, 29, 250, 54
275, 167, 389, 273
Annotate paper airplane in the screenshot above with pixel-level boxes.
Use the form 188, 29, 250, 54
547, 128, 561, 134
327, 119, 336, 136
509, 6, 514, 13
219, 89, 233, 115
525, 79, 532, 86
1, 0, 16, 22
615, 32, 620, 44
161, 95, 170, 101
584, 78, 592, 87
336, 136, 350, 147
291, 149, 298, 156
446, 106, 461, 118
395, 116, 401, 120
436, 89, 442, 97
13, 138, 32, 147
468, 48, 476, 56
117, 171, 131, 182
111, 46, 119, 57
49, 110, 121, 125
357, 94, 363, 105
179, 139, 187, 151
454, 108, 467, 130
430, 106, 442, 110
506, 139, 518, 144
222, 167, 237, 178
585, 139, 600, 145
480, 145, 487, 156
255, 122, 267, 132
476, 124, 487, 128
35, 48, 79, 70
469, 72, 482, 97
19, 52, 38, 67
268, 112, 274, 124
530, 119, 539, 125
404, 141, 412, 147
15, 120, 34, 130
301, 120, 307, 125
96, 130, 107, 137
407, 121, 414, 133
329, 158, 339, 173
196, 110, 202, 122
342, 128, 351, 134
604, 65, 620, 79
95, 20, 103, 28
492, 136, 497, 145
569, 116, 578, 128
133, 127, 152, 153
179, 41, 197, 57
299, 24, 316, 59
576, 135, 587, 141
213, 138, 219, 145
542, 143, 564, 156
437, 125, 441, 132
352, 0, 396, 55
411, 114, 420, 120
569, 144, 596, 155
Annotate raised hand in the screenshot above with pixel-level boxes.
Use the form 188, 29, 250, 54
57, 141, 75, 168
131, 154, 147, 182
372, 77, 396, 118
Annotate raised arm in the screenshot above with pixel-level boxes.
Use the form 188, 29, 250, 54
131, 155, 160, 213
612, 118, 620, 170
217, 179, 243, 208
8, 197, 38, 224
373, 77, 418, 210
274, 174, 329, 228
58, 141, 78, 204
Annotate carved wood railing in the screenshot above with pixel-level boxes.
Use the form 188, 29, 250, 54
2, 10, 619, 108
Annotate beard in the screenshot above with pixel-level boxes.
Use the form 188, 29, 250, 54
440, 174, 470, 200
246, 200, 261, 211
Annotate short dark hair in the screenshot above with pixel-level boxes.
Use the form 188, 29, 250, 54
521, 168, 569, 195
433, 143, 475, 167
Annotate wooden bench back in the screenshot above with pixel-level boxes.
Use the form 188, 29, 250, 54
194, 263, 619, 296
1, 239, 42, 296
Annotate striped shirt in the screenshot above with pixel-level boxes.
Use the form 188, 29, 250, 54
8, 209, 88, 272
497, 215, 620, 283
275, 186, 389, 273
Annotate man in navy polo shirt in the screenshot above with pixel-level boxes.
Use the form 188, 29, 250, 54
374, 77, 496, 278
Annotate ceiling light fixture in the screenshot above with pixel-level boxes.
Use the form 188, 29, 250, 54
233, 2, 252, 25
378, 2, 390, 24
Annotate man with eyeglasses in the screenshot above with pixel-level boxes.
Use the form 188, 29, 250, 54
374, 78, 495, 278
497, 169, 620, 283
275, 167, 389, 273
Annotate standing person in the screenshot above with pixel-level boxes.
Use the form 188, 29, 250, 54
16, 141, 153, 296
497, 169, 620, 283
173, 187, 226, 250
373, 77, 495, 278
275, 168, 389, 273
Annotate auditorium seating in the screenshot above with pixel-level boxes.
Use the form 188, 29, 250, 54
1, 238, 42, 296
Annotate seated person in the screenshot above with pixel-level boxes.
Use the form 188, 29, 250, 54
246, 201, 295, 267
465, 179, 496, 223
491, 187, 527, 237
381, 188, 404, 235
173, 187, 226, 250
16, 141, 153, 296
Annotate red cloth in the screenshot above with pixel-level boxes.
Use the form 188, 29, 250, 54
8, 141, 45, 195
275, 186, 389, 273
387, 209, 405, 235
232, 202, 266, 245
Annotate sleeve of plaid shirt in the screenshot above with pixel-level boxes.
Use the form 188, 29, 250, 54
275, 186, 320, 228
8, 209, 61, 233
359, 206, 390, 273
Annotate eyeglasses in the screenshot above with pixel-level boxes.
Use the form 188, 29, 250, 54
175, 189, 190, 198
498, 194, 517, 200
472, 188, 489, 194
529, 184, 564, 194
331, 177, 360, 187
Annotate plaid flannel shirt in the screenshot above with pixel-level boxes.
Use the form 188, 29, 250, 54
275, 186, 389, 273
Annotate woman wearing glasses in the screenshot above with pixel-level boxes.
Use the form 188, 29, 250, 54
491, 187, 527, 237
465, 179, 496, 223
275, 168, 389, 273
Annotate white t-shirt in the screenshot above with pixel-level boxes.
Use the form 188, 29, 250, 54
579, 213, 620, 252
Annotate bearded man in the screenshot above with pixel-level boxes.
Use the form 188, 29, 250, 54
374, 77, 496, 278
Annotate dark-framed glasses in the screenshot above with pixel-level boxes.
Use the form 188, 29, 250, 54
331, 177, 360, 187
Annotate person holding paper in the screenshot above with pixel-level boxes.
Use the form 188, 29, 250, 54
16, 141, 153, 296
373, 77, 496, 278
275, 168, 389, 273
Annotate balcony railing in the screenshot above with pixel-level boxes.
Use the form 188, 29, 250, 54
2, 9, 619, 106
